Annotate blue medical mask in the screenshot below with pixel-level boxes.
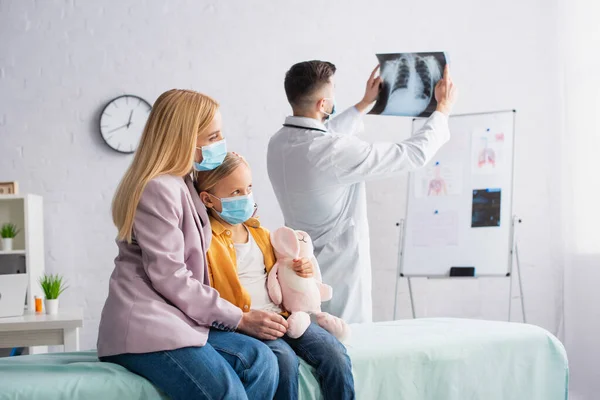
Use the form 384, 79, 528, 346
322, 98, 336, 120
210, 193, 256, 225
193, 139, 227, 171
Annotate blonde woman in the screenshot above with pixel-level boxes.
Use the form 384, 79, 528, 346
97, 89, 281, 400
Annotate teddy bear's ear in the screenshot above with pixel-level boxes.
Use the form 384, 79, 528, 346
271, 227, 300, 259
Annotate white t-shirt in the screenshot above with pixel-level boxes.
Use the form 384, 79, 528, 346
234, 229, 282, 313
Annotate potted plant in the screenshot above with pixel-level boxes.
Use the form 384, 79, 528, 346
1, 223, 20, 251
39, 274, 68, 315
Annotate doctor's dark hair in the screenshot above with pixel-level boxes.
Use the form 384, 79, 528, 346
284, 60, 336, 107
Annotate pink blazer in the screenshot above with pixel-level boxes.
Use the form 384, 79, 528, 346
97, 175, 242, 357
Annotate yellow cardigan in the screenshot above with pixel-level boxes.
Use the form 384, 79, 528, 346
206, 215, 276, 313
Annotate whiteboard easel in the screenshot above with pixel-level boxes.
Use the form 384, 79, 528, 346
392, 110, 526, 323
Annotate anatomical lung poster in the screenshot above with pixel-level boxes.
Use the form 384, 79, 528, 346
369, 52, 448, 117
471, 129, 505, 174
414, 161, 463, 198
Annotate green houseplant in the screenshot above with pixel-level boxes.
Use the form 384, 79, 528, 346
1, 223, 20, 251
39, 274, 68, 315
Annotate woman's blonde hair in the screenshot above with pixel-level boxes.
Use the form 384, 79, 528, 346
194, 152, 247, 194
112, 89, 219, 242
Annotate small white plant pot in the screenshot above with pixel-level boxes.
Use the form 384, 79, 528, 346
1, 238, 13, 251
45, 298, 59, 315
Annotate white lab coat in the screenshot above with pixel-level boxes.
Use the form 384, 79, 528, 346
267, 106, 450, 323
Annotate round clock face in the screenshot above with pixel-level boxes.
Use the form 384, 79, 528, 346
100, 95, 152, 154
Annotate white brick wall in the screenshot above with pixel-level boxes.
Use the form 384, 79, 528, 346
0, 0, 564, 352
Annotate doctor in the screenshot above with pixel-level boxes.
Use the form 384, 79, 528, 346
267, 60, 457, 323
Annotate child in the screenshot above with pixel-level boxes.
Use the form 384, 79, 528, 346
195, 153, 355, 400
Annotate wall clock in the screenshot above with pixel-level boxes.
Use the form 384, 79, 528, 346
100, 94, 152, 154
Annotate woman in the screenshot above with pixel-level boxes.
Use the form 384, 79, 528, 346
195, 153, 355, 400
97, 89, 286, 400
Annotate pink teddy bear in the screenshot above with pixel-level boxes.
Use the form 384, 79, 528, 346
267, 226, 350, 342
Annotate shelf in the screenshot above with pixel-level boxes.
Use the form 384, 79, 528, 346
0, 194, 44, 314
0, 250, 26, 255
0, 195, 27, 201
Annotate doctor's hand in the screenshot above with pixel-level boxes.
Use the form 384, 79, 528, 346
435, 65, 457, 116
293, 257, 314, 278
355, 65, 382, 113
237, 310, 288, 340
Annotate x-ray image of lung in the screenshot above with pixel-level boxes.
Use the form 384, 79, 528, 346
471, 189, 502, 228
369, 52, 447, 117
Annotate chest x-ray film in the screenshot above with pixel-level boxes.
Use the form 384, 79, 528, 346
369, 52, 448, 117
471, 188, 502, 228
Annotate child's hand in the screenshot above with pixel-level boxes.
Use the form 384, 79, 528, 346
293, 258, 313, 278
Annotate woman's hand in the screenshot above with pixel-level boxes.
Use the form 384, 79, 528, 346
293, 257, 314, 278
237, 310, 288, 340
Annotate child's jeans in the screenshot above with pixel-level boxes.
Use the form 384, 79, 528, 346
264, 322, 355, 400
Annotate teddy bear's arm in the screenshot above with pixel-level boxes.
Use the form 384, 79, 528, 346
319, 283, 333, 302
267, 263, 283, 305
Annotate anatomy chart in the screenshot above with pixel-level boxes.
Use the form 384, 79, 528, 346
369, 52, 448, 117
471, 129, 505, 174
414, 162, 463, 198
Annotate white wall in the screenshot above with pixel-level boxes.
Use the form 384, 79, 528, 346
0, 0, 563, 358
560, 0, 600, 399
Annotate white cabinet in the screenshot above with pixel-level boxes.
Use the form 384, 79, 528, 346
0, 194, 45, 311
